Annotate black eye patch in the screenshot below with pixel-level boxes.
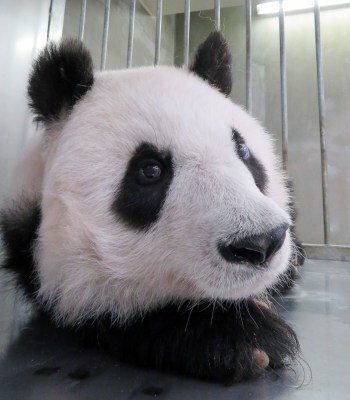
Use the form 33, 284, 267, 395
112, 142, 174, 230
232, 129, 268, 194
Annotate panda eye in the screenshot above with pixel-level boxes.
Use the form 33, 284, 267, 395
138, 160, 162, 184
238, 143, 250, 160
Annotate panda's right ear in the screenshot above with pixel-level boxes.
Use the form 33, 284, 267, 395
28, 39, 94, 123
190, 31, 232, 96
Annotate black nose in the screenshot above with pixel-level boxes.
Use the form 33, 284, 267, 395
218, 224, 288, 266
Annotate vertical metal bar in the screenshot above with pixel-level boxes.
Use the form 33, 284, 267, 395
214, 0, 220, 31
127, 0, 137, 68
47, 0, 66, 42
314, 0, 329, 244
183, 0, 191, 67
78, 0, 87, 41
279, 0, 288, 169
100, 0, 111, 70
46, 0, 54, 42
245, 0, 252, 114
154, 0, 163, 65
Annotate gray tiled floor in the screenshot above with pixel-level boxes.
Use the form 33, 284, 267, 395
0, 259, 349, 399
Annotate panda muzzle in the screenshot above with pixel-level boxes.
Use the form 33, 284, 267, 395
218, 223, 289, 266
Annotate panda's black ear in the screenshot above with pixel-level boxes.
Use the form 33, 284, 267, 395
28, 39, 94, 123
190, 31, 232, 96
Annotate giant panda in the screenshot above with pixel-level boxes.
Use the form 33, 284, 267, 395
0, 32, 303, 383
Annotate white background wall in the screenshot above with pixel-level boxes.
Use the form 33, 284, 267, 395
0, 0, 53, 204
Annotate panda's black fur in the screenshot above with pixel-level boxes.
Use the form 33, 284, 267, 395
232, 129, 268, 194
113, 142, 175, 230
0, 199, 41, 300
28, 39, 94, 122
0, 32, 304, 383
190, 31, 233, 96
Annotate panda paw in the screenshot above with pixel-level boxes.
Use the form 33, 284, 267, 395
223, 300, 299, 383
84, 299, 299, 384
226, 347, 270, 382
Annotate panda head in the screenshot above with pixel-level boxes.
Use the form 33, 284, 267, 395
27, 33, 292, 323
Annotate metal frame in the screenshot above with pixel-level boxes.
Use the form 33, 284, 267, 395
304, 0, 349, 260
314, 0, 330, 245
57, 0, 350, 262
78, 0, 87, 41
245, 0, 252, 114
214, 0, 221, 31
100, 0, 111, 70
279, 0, 288, 170
127, 0, 137, 68
47, 0, 66, 42
183, 0, 191, 67
154, 0, 163, 65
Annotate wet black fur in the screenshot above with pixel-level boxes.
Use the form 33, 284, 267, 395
190, 31, 232, 96
0, 200, 299, 383
113, 142, 174, 230
28, 39, 94, 123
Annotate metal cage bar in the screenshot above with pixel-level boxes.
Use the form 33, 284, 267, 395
127, 0, 137, 68
245, 0, 252, 114
313, 0, 330, 244
279, 0, 288, 169
100, 0, 111, 70
183, 0, 191, 67
46, 0, 66, 42
78, 0, 87, 41
214, 0, 221, 31
46, 0, 54, 42
154, 0, 163, 65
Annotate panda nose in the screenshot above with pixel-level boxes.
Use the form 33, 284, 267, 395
218, 224, 288, 266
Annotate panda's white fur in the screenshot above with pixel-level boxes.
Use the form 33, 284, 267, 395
13, 65, 292, 325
